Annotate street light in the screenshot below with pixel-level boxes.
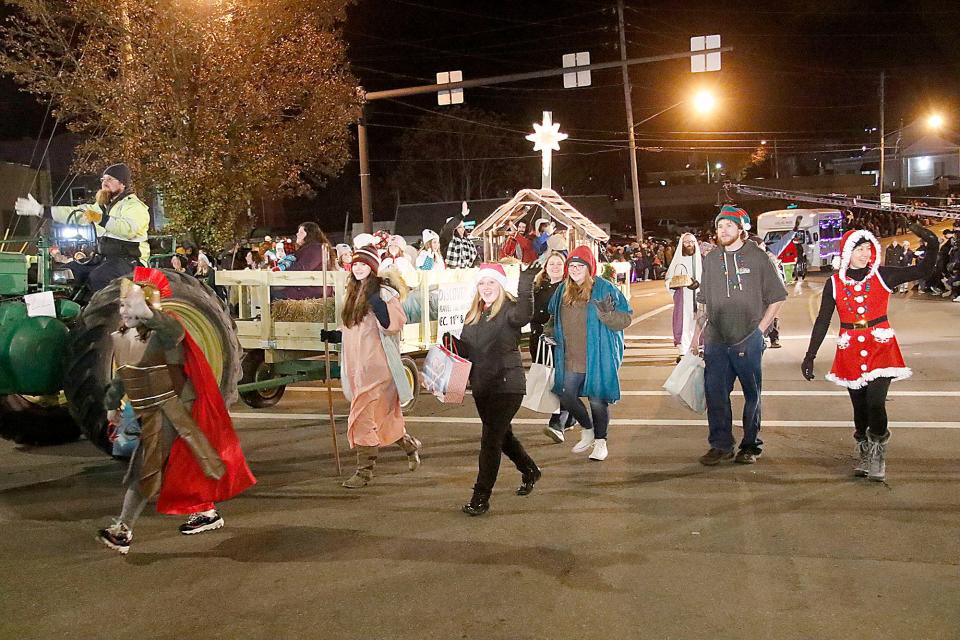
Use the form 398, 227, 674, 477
692, 89, 716, 114
927, 113, 945, 130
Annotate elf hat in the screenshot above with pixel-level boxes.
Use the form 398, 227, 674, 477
715, 205, 751, 231
565, 245, 597, 277
351, 245, 381, 273
475, 263, 509, 290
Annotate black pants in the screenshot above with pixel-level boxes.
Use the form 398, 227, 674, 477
472, 392, 534, 497
847, 377, 892, 440
68, 256, 138, 292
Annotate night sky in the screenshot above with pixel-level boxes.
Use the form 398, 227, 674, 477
3, 0, 960, 225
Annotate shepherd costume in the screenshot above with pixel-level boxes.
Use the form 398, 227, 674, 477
803, 224, 938, 480
664, 233, 703, 357
96, 267, 255, 554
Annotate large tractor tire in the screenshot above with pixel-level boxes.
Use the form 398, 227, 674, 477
63, 271, 242, 454
0, 394, 79, 446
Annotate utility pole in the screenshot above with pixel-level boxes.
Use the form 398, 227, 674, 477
357, 43, 731, 233
617, 0, 643, 241
879, 70, 885, 196
773, 139, 780, 179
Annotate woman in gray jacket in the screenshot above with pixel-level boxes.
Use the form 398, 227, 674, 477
445, 263, 538, 516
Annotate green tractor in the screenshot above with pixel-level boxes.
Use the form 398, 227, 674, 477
0, 230, 241, 454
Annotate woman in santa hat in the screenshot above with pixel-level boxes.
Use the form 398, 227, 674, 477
547, 246, 632, 461
444, 262, 538, 516
802, 222, 938, 481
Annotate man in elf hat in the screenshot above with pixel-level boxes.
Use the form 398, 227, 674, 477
15, 163, 150, 292
96, 267, 256, 554
691, 205, 787, 466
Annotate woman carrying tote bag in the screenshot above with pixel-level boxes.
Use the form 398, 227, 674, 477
444, 263, 538, 516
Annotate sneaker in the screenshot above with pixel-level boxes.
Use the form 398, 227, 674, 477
588, 439, 608, 461
178, 510, 224, 535
854, 439, 870, 477
699, 448, 734, 466
563, 414, 578, 431
406, 436, 423, 472
768, 340, 782, 349
953, 296, 960, 303
97, 521, 132, 555
734, 449, 760, 464
543, 425, 564, 443
571, 428, 595, 454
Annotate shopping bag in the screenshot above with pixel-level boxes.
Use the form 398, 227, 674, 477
522, 339, 560, 414
422, 343, 472, 404
662, 353, 706, 413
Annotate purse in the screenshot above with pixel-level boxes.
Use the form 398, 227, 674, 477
668, 263, 694, 290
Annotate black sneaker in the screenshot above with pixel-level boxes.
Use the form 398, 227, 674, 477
179, 511, 224, 535
768, 340, 781, 349
97, 521, 132, 555
699, 448, 734, 466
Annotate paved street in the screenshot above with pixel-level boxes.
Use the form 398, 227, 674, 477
2, 274, 958, 640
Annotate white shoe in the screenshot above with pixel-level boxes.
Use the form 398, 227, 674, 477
588, 439, 608, 461
953, 296, 960, 303
543, 425, 564, 443
571, 428, 595, 454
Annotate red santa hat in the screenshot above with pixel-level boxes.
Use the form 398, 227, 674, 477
834, 228, 881, 283
351, 245, 381, 273
475, 263, 509, 290
565, 245, 597, 277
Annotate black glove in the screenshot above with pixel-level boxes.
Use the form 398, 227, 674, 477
592, 294, 616, 315
320, 329, 342, 344
687, 278, 700, 290
518, 265, 538, 285
801, 354, 815, 381
908, 222, 937, 243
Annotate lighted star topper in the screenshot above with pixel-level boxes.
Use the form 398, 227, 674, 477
526, 113, 568, 151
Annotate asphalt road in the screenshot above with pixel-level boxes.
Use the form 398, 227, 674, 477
1, 273, 958, 640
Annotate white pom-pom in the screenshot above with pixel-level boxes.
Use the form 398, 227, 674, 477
832, 255, 841, 270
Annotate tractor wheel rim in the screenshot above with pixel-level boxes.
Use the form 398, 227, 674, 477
255, 361, 281, 399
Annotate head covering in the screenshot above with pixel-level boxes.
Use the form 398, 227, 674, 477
834, 229, 881, 283
715, 205, 751, 231
387, 235, 406, 249
103, 163, 131, 187
352, 233, 375, 249
534, 218, 554, 233
566, 245, 597, 277
351, 245, 381, 273
422, 229, 439, 245
475, 263, 508, 291
666, 232, 702, 287
547, 233, 568, 252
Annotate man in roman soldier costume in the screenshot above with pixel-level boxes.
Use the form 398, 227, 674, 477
802, 223, 938, 481
97, 267, 256, 554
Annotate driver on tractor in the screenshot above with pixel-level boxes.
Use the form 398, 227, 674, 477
15, 163, 150, 292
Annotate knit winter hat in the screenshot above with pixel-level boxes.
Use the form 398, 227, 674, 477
715, 205, 751, 231
422, 229, 439, 245
566, 245, 597, 276
475, 263, 509, 290
352, 233, 375, 249
351, 245, 381, 273
335, 243, 351, 256
388, 235, 406, 249
103, 163, 131, 187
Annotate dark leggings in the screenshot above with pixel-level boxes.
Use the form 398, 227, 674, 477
847, 377, 892, 440
472, 392, 535, 497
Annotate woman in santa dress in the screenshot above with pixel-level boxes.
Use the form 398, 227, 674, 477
801, 222, 938, 481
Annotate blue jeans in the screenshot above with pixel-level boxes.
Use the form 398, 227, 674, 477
703, 329, 765, 453
558, 371, 610, 439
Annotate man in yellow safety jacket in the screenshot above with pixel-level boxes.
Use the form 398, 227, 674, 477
16, 163, 150, 292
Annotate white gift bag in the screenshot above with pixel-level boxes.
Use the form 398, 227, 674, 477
522, 339, 561, 414
663, 353, 706, 414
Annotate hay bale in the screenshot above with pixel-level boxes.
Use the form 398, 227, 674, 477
271, 298, 336, 323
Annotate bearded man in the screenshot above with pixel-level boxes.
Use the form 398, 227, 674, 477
691, 206, 787, 466
664, 233, 703, 360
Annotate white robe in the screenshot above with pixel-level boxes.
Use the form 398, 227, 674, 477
664, 234, 703, 356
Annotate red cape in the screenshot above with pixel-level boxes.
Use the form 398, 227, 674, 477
156, 327, 256, 515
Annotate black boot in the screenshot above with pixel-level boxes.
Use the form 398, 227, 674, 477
516, 464, 542, 496
461, 491, 490, 516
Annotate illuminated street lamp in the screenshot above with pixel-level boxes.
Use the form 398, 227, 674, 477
927, 113, 945, 130
692, 89, 717, 115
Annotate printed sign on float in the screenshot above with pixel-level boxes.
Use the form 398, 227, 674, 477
436, 282, 473, 341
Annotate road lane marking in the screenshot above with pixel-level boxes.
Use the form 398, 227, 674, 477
283, 386, 960, 398
627, 304, 673, 328
229, 412, 960, 429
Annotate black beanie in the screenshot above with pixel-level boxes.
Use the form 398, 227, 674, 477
103, 163, 132, 187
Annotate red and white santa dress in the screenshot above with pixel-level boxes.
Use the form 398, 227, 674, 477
824, 229, 911, 389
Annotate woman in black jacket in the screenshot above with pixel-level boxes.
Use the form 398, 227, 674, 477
446, 263, 538, 516
532, 252, 576, 443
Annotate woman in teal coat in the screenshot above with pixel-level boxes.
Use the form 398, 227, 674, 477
547, 246, 632, 461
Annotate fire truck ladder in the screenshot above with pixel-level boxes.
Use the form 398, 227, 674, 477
721, 182, 960, 222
